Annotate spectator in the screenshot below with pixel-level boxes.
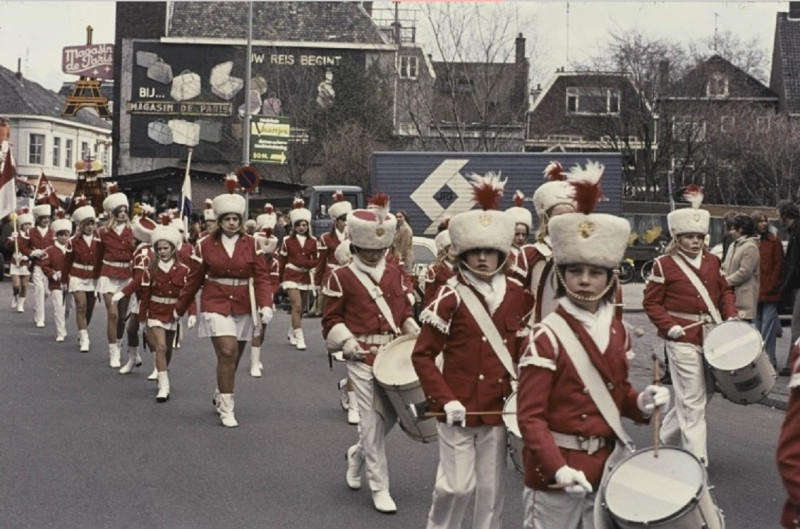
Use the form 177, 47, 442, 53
752, 212, 784, 369
721, 214, 760, 322
244, 218, 256, 235
391, 210, 414, 271
721, 210, 738, 262
778, 201, 800, 376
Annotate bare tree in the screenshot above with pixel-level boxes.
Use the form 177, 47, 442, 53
689, 29, 770, 84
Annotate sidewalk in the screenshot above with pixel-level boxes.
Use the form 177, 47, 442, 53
621, 282, 791, 411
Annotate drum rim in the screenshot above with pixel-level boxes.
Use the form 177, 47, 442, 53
372, 334, 417, 386
704, 322, 764, 368
602, 446, 707, 523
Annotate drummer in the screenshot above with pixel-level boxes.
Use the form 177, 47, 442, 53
777, 345, 800, 528
321, 193, 418, 514
516, 162, 670, 528
412, 172, 528, 529
642, 184, 737, 467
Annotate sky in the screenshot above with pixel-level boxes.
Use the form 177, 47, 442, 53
0, 1, 789, 92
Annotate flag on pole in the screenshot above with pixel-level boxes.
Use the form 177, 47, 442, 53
180, 148, 193, 232
35, 171, 61, 209
0, 147, 17, 220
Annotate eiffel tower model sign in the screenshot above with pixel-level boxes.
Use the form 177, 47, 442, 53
61, 25, 113, 119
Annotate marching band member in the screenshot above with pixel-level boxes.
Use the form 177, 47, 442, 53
321, 193, 417, 514
279, 197, 319, 351
778, 347, 800, 528
517, 163, 669, 528
506, 190, 536, 286
171, 214, 193, 266
175, 175, 274, 428
96, 184, 135, 368
29, 204, 54, 328
64, 202, 100, 353
7, 208, 33, 313
421, 218, 456, 306
249, 207, 280, 378
201, 199, 216, 237
642, 184, 737, 467
412, 173, 527, 529
40, 211, 71, 342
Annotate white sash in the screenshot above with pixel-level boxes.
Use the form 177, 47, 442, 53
669, 254, 723, 324
348, 264, 400, 335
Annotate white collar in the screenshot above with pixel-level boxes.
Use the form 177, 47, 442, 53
158, 258, 174, 272
221, 233, 238, 257
55, 241, 67, 251
353, 254, 386, 284
462, 270, 506, 315
559, 297, 614, 353
679, 250, 703, 268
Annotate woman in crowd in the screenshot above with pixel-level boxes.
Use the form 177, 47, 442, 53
752, 212, 784, 369
63, 201, 100, 353
722, 214, 760, 322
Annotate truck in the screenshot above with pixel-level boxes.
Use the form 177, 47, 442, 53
305, 185, 365, 236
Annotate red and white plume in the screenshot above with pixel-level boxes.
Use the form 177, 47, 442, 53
159, 212, 172, 226
140, 203, 155, 218
682, 184, 704, 209
543, 161, 565, 181
55, 208, 66, 220
469, 172, 506, 211
567, 161, 604, 215
263, 203, 274, 214
106, 181, 119, 194
293, 197, 305, 210
261, 227, 273, 238
204, 198, 213, 210
513, 190, 525, 207
368, 192, 391, 223
224, 173, 239, 194
73, 195, 88, 208
332, 189, 344, 203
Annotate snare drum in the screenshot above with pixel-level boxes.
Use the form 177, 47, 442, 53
502, 391, 524, 473
372, 334, 438, 443
704, 320, 776, 405
601, 447, 724, 529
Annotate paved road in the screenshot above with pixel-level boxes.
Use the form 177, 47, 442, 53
0, 280, 788, 528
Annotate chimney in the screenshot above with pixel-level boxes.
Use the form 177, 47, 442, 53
790, 2, 800, 20
516, 33, 526, 64
658, 60, 670, 95
15, 58, 22, 81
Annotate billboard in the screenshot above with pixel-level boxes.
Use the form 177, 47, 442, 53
126, 41, 365, 161
62, 44, 115, 79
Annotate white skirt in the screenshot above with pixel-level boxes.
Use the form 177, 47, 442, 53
69, 276, 96, 292
281, 280, 316, 291
198, 312, 253, 341
147, 318, 178, 331
10, 264, 30, 276
96, 276, 128, 294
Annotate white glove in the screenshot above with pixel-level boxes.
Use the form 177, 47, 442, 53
443, 400, 467, 427
555, 465, 593, 497
187, 315, 197, 329
10, 231, 18, 239
260, 306, 273, 325
667, 325, 685, 339
342, 338, 366, 361
30, 249, 45, 259
52, 271, 61, 282
111, 291, 124, 304
637, 384, 671, 415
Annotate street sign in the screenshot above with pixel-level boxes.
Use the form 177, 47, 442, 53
236, 165, 261, 193
249, 115, 290, 165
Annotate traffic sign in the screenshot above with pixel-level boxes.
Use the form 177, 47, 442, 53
236, 165, 261, 193
249, 115, 290, 165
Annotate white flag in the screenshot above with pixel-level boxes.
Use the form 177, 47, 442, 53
0, 147, 17, 220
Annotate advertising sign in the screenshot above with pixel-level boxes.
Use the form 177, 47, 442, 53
249, 115, 290, 165
62, 44, 114, 79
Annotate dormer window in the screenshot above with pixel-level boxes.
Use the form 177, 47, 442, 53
566, 87, 621, 115
707, 73, 729, 98
398, 55, 418, 80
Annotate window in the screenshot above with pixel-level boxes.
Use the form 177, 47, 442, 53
397, 55, 418, 80
28, 134, 44, 164
52, 137, 61, 167
672, 116, 706, 141
707, 73, 729, 98
565, 87, 621, 115
65, 139, 73, 168
80, 141, 90, 161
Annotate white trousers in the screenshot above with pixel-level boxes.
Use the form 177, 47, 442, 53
31, 265, 46, 325
426, 423, 507, 529
659, 340, 715, 464
347, 360, 396, 492
523, 487, 595, 529
50, 289, 67, 339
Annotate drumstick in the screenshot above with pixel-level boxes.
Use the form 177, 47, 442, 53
424, 411, 515, 417
652, 352, 660, 458
680, 319, 707, 332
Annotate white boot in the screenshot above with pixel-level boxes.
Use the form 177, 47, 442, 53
287, 328, 297, 346
338, 378, 349, 411
295, 328, 307, 350
16, 297, 25, 313
108, 343, 121, 368
119, 347, 138, 375
347, 391, 360, 425
345, 444, 364, 490
156, 371, 170, 402
250, 346, 262, 378
218, 393, 238, 428
11, 294, 17, 309
79, 329, 90, 352
147, 352, 158, 380
212, 388, 221, 413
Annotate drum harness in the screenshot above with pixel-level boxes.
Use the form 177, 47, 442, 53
668, 255, 722, 325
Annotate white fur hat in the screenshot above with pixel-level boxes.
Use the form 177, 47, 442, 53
347, 194, 396, 250
548, 161, 630, 269
203, 198, 216, 221
72, 205, 96, 225
668, 185, 710, 236
51, 218, 72, 234
256, 203, 277, 230
150, 225, 183, 250
328, 190, 352, 221
449, 173, 514, 257
506, 190, 532, 230
131, 215, 157, 243
434, 217, 451, 253
212, 193, 246, 219
103, 183, 128, 214
255, 229, 278, 254
288, 197, 312, 226
33, 204, 52, 218
533, 161, 575, 217
170, 217, 186, 234
16, 210, 34, 226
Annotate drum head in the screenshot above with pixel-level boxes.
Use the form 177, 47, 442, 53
604, 447, 704, 523
704, 321, 763, 370
502, 391, 520, 437
373, 334, 417, 387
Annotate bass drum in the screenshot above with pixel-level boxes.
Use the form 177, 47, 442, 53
372, 334, 438, 443
601, 447, 724, 529
502, 391, 524, 473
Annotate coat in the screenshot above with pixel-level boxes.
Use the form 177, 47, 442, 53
63, 234, 100, 282
759, 233, 785, 304
315, 231, 346, 287
40, 243, 67, 290
778, 364, 800, 528
139, 260, 196, 323
279, 234, 319, 286
96, 225, 135, 280
722, 235, 760, 320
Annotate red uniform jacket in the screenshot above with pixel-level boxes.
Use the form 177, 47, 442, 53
120, 244, 153, 299
517, 305, 647, 490
96, 225, 135, 280
279, 234, 319, 286
422, 260, 456, 307
139, 260, 197, 323
176, 234, 273, 317
63, 234, 100, 282
643, 251, 737, 346
265, 254, 280, 291
778, 357, 800, 528
315, 231, 345, 286
176, 241, 193, 266
760, 233, 785, 304
6, 231, 31, 267
321, 261, 414, 367
40, 243, 67, 290
28, 226, 54, 265
412, 274, 527, 427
